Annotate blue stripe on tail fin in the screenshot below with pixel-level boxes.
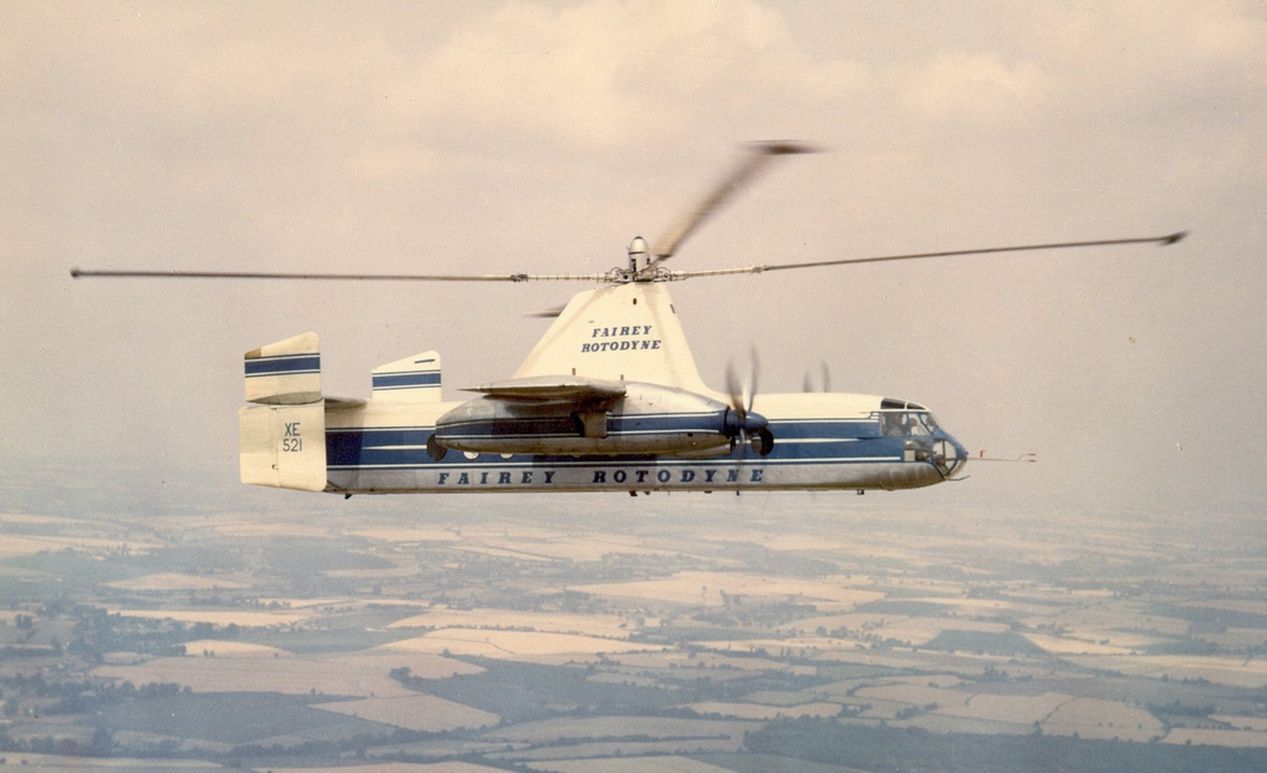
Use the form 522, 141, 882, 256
372, 351, 442, 402
244, 332, 321, 405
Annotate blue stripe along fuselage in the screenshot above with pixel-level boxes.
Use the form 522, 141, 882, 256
244, 354, 320, 377
326, 417, 896, 469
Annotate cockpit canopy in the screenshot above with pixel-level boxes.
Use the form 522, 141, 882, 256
878, 398, 941, 437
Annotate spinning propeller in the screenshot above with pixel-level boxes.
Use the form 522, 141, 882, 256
803, 362, 832, 393
724, 347, 774, 456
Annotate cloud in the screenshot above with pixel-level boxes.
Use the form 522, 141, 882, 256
897, 51, 1052, 125
366, 0, 869, 152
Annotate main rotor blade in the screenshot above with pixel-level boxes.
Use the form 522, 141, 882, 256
650, 141, 818, 263
667, 232, 1187, 280
69, 268, 611, 283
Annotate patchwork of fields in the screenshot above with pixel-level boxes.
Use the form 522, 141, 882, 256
1, 474, 1265, 771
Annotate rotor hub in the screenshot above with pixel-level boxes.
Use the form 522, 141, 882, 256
627, 235, 649, 273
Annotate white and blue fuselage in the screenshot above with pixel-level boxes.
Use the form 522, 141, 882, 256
322, 395, 962, 494
238, 281, 967, 496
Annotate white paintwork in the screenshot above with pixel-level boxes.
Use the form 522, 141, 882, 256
239, 401, 327, 491
512, 283, 711, 394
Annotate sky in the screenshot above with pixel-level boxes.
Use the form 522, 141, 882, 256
3, 1, 1265, 520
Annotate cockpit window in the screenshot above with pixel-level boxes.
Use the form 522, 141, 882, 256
878, 410, 939, 437
909, 411, 938, 435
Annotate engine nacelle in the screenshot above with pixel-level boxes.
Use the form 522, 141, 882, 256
434, 381, 738, 456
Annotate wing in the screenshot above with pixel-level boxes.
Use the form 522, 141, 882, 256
461, 375, 627, 402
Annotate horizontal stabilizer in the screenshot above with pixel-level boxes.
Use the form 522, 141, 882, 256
325, 396, 366, 410
372, 350, 442, 402
463, 375, 626, 402
244, 332, 321, 405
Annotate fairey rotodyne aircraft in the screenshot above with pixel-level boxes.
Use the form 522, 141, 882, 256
72, 143, 1185, 498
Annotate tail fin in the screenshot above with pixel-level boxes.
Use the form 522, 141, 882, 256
243, 332, 321, 405
239, 333, 327, 492
371, 350, 442, 402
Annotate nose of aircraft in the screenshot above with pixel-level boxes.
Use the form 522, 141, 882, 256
933, 429, 968, 478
